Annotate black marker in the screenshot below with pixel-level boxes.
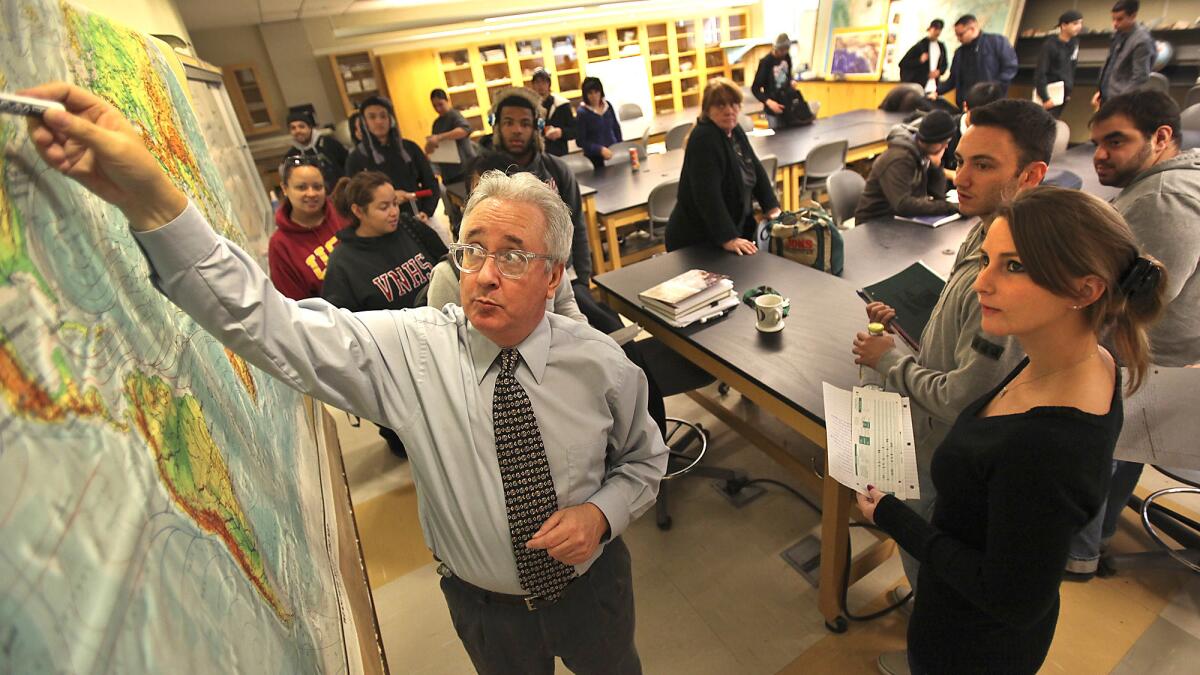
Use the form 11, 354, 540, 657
0, 92, 66, 117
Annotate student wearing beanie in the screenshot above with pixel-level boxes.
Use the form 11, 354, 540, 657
529, 68, 575, 156
283, 109, 348, 192
345, 95, 444, 235
855, 110, 959, 222
1035, 11, 1084, 118
268, 155, 348, 300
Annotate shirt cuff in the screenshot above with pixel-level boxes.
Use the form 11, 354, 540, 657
131, 201, 220, 281
875, 345, 905, 376
587, 487, 631, 540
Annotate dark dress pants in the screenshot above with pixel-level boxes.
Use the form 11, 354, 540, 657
439, 537, 641, 675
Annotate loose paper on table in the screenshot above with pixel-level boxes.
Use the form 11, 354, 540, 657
822, 383, 920, 500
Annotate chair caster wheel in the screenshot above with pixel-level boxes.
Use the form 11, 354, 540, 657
718, 383, 730, 396
824, 617, 848, 633
657, 517, 673, 531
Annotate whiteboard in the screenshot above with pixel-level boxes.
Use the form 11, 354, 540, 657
584, 55, 654, 140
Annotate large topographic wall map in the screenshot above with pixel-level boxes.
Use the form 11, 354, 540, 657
0, 1, 360, 672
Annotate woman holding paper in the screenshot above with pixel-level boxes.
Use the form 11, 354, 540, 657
855, 186, 1167, 674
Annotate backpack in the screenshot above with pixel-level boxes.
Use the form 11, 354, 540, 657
763, 200, 844, 276
781, 91, 815, 127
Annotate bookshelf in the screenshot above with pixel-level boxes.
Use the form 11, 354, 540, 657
329, 51, 387, 116
418, 9, 752, 135
221, 63, 279, 136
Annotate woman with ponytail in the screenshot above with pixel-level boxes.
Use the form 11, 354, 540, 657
856, 186, 1166, 674
322, 172, 449, 459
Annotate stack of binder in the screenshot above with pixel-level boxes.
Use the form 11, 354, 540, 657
638, 270, 739, 328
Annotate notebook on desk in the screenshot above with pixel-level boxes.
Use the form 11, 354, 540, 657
895, 212, 962, 228
857, 261, 946, 351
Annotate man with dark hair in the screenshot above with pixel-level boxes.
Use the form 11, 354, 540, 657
528, 68, 575, 156
899, 19, 948, 91
938, 14, 1018, 99
942, 80, 1007, 171
426, 88, 477, 186
855, 101, 1052, 671
482, 88, 592, 284
1035, 10, 1084, 118
284, 109, 348, 191
855, 110, 958, 222
1071, 90, 1200, 580
1093, 1, 1154, 108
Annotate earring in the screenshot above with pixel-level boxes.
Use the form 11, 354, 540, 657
1072, 305, 1080, 310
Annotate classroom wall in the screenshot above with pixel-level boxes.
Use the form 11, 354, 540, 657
259, 20, 344, 127
72, 0, 191, 45
191, 25, 291, 134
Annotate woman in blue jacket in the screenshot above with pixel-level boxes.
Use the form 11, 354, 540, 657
576, 77, 623, 169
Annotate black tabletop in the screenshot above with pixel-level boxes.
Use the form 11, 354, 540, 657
595, 247, 866, 426
840, 217, 977, 286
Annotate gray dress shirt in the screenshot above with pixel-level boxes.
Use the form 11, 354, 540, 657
134, 203, 668, 595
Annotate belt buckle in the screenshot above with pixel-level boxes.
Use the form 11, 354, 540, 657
524, 596, 538, 612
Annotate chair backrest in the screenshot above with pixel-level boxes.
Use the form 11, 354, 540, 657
827, 169, 865, 226
647, 179, 679, 224
804, 139, 849, 180
758, 154, 778, 186
1183, 103, 1200, 132
1053, 119, 1070, 159
738, 114, 754, 131
563, 152, 594, 174
808, 99, 821, 118
618, 102, 644, 121
1147, 72, 1170, 94
878, 83, 925, 111
609, 140, 646, 162
1186, 84, 1200, 110
665, 122, 693, 151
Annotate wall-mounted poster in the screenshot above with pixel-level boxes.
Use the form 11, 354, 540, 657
828, 26, 888, 79
831, 0, 888, 30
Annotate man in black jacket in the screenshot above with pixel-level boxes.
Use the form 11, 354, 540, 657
284, 110, 348, 192
345, 95, 441, 223
898, 20, 948, 92
1035, 10, 1083, 118
482, 88, 592, 282
855, 111, 958, 223
529, 68, 575, 157
752, 33, 796, 130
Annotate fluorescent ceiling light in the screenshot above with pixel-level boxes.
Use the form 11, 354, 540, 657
483, 7, 588, 23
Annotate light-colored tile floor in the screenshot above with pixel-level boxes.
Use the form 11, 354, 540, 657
340, 389, 1200, 674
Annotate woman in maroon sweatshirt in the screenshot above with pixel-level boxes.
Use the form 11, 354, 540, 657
267, 156, 347, 300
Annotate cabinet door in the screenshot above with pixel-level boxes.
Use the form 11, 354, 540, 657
222, 64, 279, 136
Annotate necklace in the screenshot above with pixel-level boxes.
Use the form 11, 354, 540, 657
998, 351, 1098, 399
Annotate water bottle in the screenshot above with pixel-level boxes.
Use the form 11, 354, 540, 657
859, 322, 886, 390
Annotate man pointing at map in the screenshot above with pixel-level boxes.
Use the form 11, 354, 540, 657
22, 81, 666, 675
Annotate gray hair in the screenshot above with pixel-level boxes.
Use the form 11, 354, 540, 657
461, 170, 572, 265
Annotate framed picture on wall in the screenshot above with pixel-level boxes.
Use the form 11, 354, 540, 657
828, 26, 887, 80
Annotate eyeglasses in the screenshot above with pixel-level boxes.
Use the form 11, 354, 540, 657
448, 243, 554, 279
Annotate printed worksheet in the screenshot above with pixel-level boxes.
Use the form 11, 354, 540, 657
822, 383, 920, 499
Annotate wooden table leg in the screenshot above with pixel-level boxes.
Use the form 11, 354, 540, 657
602, 214, 622, 270
818, 472, 853, 632
583, 194, 605, 275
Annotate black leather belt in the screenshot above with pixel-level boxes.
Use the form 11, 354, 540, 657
437, 563, 572, 612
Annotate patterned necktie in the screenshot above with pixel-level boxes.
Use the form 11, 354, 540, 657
492, 348, 576, 600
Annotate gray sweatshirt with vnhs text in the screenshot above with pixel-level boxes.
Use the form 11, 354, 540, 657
874, 220, 1024, 483
1113, 148, 1200, 367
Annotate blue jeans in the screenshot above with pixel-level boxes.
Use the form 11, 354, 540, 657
766, 113, 784, 130
1067, 460, 1144, 572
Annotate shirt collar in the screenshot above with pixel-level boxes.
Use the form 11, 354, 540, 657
468, 314, 551, 385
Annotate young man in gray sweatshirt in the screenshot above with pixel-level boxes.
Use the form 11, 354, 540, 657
852, 100, 1055, 630
1067, 91, 1200, 578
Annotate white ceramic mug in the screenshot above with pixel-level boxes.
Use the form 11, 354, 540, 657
754, 293, 785, 332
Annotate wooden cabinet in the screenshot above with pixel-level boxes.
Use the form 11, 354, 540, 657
329, 51, 388, 115
420, 9, 752, 135
221, 63, 279, 136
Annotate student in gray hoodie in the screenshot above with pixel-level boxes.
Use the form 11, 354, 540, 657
854, 110, 959, 223
1067, 90, 1200, 578
852, 101, 1055, 650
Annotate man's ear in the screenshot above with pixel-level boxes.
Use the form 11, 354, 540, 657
1020, 161, 1049, 188
546, 263, 564, 300
1154, 124, 1175, 152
